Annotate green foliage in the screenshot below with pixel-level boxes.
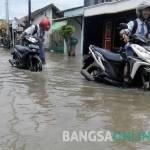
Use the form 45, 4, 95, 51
59, 25, 75, 39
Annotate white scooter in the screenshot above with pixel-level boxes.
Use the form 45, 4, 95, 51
81, 34, 150, 90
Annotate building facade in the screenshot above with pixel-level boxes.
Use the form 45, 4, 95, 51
84, 0, 117, 7
83, 0, 145, 54
63, 7, 84, 56
53, 7, 84, 56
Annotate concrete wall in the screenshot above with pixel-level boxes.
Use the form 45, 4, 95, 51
63, 7, 84, 56
32, 9, 53, 49
68, 17, 83, 56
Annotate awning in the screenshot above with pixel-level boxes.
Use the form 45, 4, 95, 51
52, 21, 67, 31
84, 0, 146, 17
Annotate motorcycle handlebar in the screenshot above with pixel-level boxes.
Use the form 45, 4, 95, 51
21, 35, 39, 43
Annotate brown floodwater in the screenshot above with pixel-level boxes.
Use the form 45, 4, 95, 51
0, 48, 150, 150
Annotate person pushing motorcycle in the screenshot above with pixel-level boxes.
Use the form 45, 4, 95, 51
121, 1, 150, 44
22, 17, 51, 64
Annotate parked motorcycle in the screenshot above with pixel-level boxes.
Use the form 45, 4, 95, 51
81, 34, 150, 90
9, 35, 42, 72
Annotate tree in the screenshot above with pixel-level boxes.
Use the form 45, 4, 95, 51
59, 25, 75, 56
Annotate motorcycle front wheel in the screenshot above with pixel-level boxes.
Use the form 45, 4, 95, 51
27, 55, 42, 72
81, 64, 99, 81
141, 67, 150, 90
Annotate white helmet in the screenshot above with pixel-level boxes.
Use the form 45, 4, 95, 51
136, 1, 150, 16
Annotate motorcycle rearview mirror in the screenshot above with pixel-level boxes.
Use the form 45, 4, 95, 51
118, 23, 128, 31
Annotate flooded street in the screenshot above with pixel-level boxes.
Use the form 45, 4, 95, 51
1, 48, 150, 150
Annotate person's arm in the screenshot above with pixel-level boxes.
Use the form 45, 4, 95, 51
120, 21, 134, 43
22, 25, 36, 36
127, 21, 134, 35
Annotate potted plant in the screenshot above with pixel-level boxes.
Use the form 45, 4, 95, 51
59, 25, 75, 56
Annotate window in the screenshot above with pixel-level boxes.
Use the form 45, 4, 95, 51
95, 0, 105, 4
85, 0, 118, 6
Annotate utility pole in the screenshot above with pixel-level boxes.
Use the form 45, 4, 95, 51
28, 0, 31, 26
5, 0, 9, 34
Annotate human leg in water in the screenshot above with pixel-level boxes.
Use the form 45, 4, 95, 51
124, 46, 133, 82
39, 43, 46, 64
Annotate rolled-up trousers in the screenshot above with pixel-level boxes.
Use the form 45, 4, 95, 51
39, 42, 45, 63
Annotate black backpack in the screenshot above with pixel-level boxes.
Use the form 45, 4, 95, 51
132, 20, 150, 37
131, 20, 138, 35
33, 25, 38, 35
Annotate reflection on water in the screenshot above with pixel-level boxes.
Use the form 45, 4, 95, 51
0, 49, 150, 150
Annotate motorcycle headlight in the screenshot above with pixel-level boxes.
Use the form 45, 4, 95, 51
28, 37, 38, 43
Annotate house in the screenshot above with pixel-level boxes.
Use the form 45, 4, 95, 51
83, 0, 147, 54
23, 4, 61, 49
52, 6, 84, 56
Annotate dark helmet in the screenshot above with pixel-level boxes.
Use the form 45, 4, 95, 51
39, 17, 51, 31
136, 1, 150, 17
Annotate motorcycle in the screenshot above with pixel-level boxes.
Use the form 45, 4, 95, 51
9, 35, 42, 72
81, 33, 150, 90
0, 33, 12, 49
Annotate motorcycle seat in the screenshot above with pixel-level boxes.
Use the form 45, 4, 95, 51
91, 45, 123, 62
15, 45, 31, 54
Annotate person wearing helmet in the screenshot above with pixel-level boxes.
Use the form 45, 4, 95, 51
120, 1, 150, 81
22, 17, 51, 64
121, 1, 150, 43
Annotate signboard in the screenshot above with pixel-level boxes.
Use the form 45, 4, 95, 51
52, 21, 67, 31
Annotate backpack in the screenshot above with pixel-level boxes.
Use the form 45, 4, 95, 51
33, 24, 38, 35
132, 20, 150, 38
147, 21, 150, 38
131, 20, 138, 35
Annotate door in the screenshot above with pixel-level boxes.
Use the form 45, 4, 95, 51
103, 21, 112, 50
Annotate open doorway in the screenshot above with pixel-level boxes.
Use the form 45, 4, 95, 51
83, 10, 136, 55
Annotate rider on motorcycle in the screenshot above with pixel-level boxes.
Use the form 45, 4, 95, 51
121, 1, 150, 45
120, 2, 150, 80
22, 17, 51, 64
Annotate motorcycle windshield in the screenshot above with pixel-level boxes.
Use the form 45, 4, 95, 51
144, 46, 150, 51
131, 44, 150, 63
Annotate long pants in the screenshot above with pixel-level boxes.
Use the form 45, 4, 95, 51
39, 42, 45, 63
125, 46, 134, 57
